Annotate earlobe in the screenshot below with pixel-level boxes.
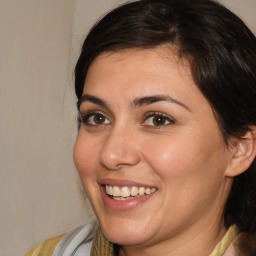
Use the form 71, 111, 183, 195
225, 128, 256, 177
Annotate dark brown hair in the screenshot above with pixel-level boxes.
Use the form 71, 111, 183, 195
75, 0, 256, 234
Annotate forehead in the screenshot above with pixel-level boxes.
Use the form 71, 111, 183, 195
83, 47, 207, 107
85, 47, 191, 90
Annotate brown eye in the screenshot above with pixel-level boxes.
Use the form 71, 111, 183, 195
93, 114, 106, 124
152, 116, 167, 126
83, 113, 110, 125
143, 113, 174, 127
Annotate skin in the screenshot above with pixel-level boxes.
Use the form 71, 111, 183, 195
73, 47, 236, 256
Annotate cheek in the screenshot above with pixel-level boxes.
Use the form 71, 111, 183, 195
141, 130, 225, 184
142, 136, 196, 179
73, 131, 99, 178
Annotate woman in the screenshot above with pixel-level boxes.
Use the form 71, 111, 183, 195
25, 0, 256, 255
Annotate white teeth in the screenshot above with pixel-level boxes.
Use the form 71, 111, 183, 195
131, 186, 139, 196
139, 187, 145, 195
109, 186, 113, 195
113, 196, 133, 200
120, 186, 130, 197
106, 185, 113, 195
113, 186, 121, 197
105, 185, 157, 198
145, 188, 151, 195
151, 188, 156, 193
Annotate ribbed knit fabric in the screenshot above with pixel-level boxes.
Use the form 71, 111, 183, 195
90, 228, 114, 256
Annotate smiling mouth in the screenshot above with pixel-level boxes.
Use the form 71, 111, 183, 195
105, 185, 157, 200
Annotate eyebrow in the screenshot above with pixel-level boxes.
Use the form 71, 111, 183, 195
77, 94, 191, 112
77, 94, 110, 111
132, 95, 191, 111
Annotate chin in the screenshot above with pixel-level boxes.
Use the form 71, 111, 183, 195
98, 214, 154, 246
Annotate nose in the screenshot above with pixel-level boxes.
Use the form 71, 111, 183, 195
99, 126, 140, 170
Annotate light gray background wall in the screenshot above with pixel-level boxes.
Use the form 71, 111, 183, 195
0, 1, 255, 255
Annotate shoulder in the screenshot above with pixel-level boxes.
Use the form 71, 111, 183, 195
23, 217, 99, 256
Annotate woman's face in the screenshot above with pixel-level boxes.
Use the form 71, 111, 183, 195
74, 47, 233, 249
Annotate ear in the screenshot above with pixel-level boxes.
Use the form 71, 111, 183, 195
225, 128, 256, 177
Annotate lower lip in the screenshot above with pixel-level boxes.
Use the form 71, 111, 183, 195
101, 186, 156, 211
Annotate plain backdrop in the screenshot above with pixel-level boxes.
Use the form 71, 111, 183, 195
0, 0, 255, 255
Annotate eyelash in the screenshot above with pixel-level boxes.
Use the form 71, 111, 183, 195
78, 111, 175, 128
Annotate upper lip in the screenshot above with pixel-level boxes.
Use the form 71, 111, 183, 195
98, 178, 157, 188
